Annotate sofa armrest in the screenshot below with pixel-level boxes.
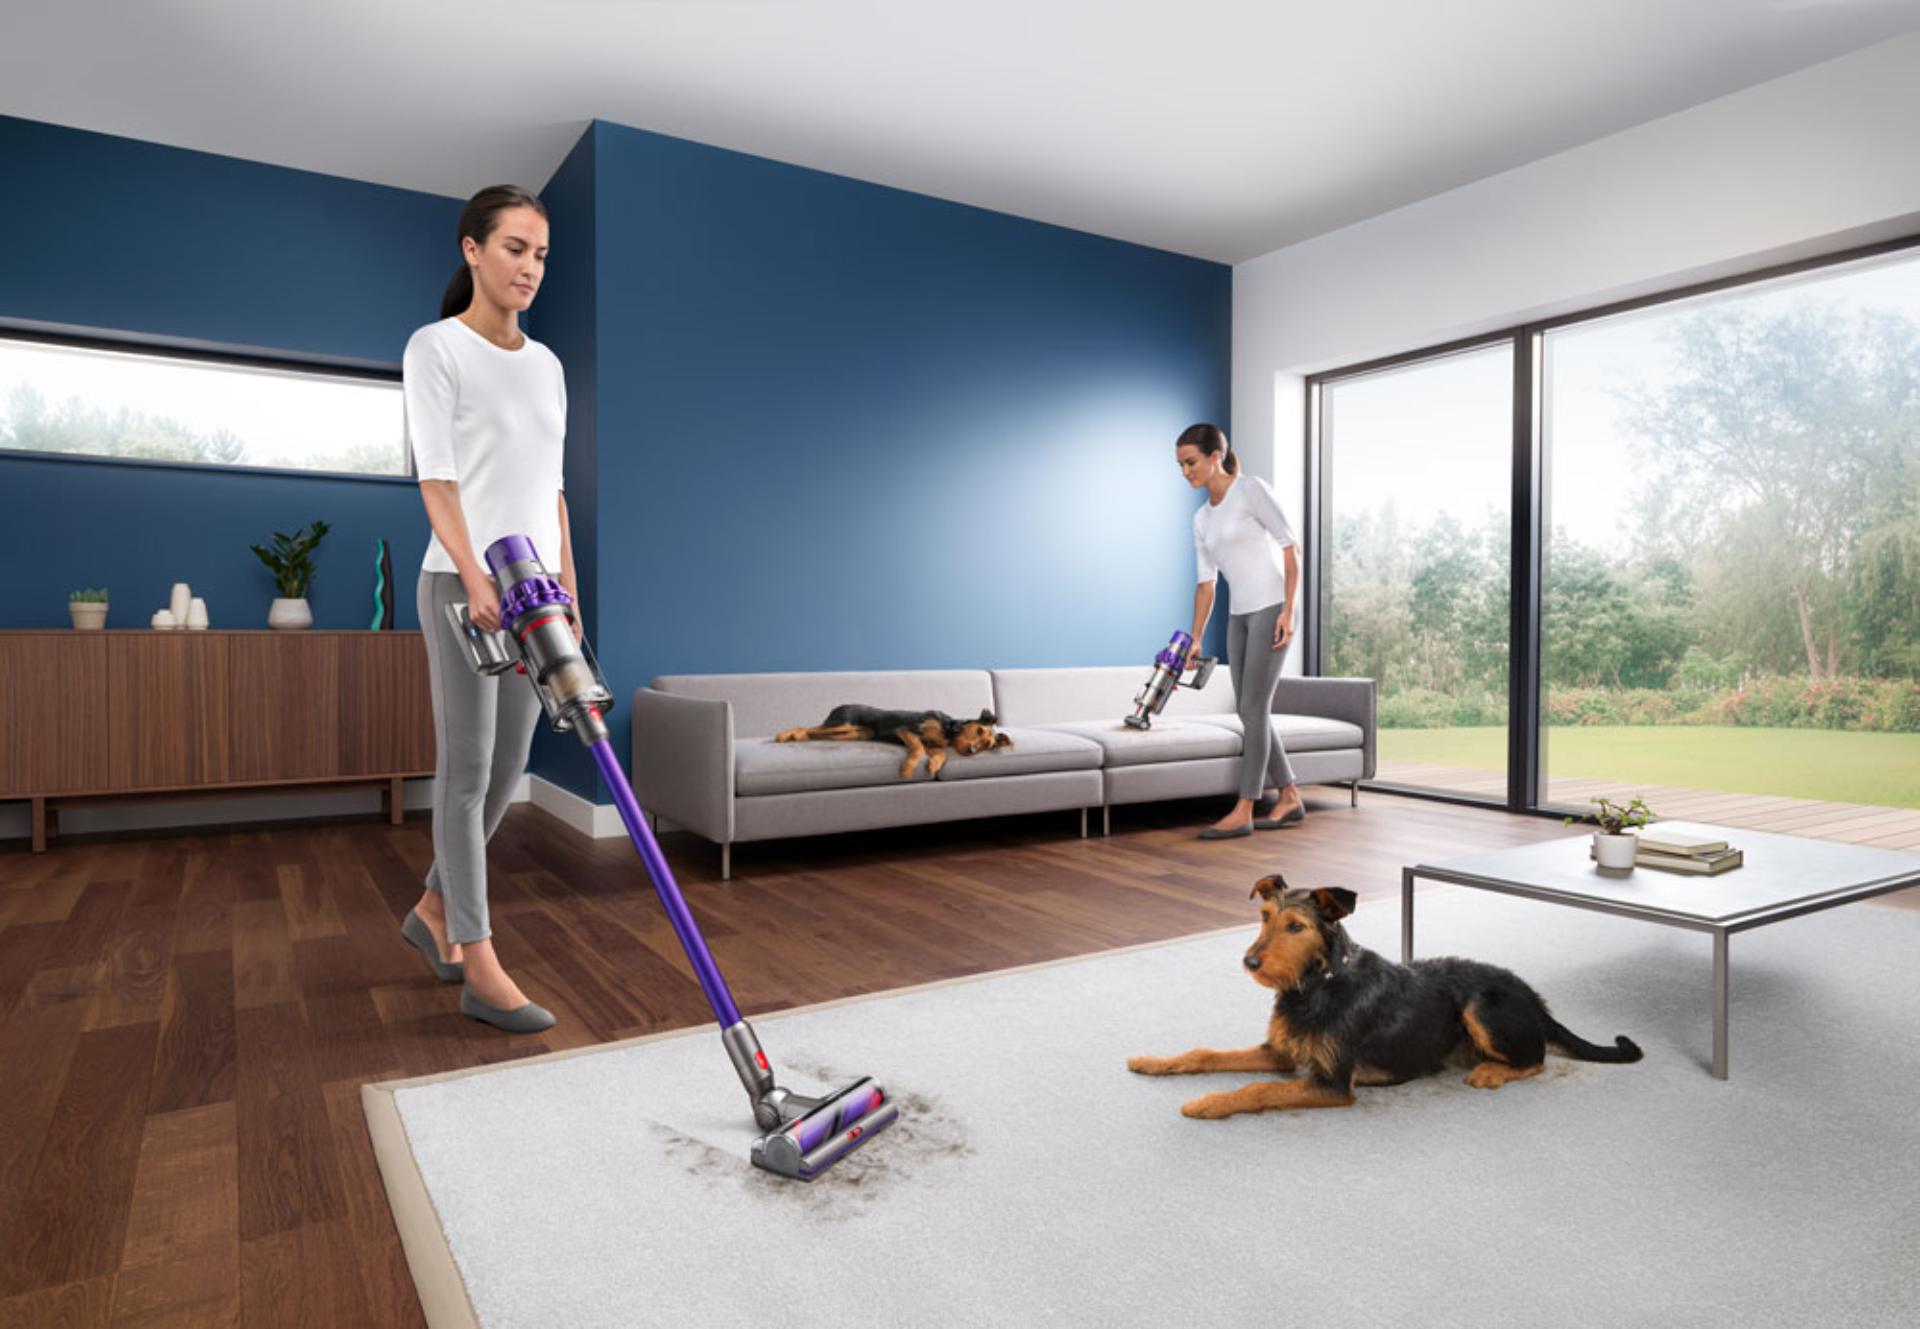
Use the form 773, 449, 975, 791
1270, 677, 1376, 780
631, 688, 735, 844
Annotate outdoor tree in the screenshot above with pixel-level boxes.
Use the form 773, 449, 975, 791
1619, 304, 1920, 680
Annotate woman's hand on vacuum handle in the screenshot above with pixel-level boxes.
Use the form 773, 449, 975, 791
463, 570, 502, 633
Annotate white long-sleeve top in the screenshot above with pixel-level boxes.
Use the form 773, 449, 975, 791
403, 317, 567, 576
1193, 475, 1298, 613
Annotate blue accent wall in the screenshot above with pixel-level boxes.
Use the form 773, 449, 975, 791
0, 115, 457, 631
1, 112, 1232, 810
541, 120, 1231, 800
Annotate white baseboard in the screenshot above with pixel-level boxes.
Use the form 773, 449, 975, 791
0, 772, 629, 844
525, 775, 630, 838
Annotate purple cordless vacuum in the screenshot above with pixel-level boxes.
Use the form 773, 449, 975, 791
445, 535, 899, 1181
1124, 630, 1216, 729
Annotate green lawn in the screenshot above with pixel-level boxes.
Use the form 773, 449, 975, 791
1379, 725, 1920, 809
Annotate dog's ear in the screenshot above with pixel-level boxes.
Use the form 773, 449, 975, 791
978, 709, 997, 726
993, 732, 1013, 748
1250, 874, 1288, 902
1310, 887, 1358, 921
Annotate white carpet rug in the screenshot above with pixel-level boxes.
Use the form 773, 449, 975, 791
364, 887, 1920, 1328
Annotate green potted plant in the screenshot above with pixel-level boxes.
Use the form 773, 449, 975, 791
1569, 795, 1655, 870
250, 521, 330, 630
68, 587, 109, 630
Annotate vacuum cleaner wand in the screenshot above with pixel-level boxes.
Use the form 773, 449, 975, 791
1124, 630, 1216, 729
451, 535, 899, 1181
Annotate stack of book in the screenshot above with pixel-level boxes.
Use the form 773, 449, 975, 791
1633, 828, 1743, 875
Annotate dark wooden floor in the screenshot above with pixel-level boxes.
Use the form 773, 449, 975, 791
1, 787, 1913, 1326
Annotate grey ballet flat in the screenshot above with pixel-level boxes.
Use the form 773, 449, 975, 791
1197, 824, 1254, 840
401, 909, 464, 983
1253, 806, 1307, 831
459, 988, 557, 1034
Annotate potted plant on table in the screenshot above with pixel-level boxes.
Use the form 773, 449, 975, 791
68, 587, 109, 630
250, 521, 330, 630
1573, 796, 1655, 869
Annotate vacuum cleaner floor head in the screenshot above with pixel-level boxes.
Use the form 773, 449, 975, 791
750, 1078, 899, 1181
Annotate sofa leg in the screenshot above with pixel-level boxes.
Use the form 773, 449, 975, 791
1079, 807, 1088, 839
1102, 806, 1111, 837
1350, 780, 1359, 808
721, 843, 731, 881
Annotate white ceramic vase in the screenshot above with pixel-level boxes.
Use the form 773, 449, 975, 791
170, 582, 192, 626
187, 597, 209, 630
268, 597, 312, 630
150, 609, 177, 631
1593, 832, 1638, 870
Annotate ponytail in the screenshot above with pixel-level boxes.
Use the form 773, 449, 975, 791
1176, 422, 1236, 475
438, 184, 548, 319
440, 265, 474, 320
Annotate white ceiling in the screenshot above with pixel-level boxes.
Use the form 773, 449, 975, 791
6, 0, 1920, 263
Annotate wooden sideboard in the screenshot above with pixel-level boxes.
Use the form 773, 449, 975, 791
0, 630, 436, 852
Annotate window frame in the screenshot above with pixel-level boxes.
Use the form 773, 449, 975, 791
1304, 229, 1920, 817
0, 318, 413, 486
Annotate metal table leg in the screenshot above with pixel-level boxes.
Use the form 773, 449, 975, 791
1712, 929, 1729, 1080
1401, 867, 1415, 964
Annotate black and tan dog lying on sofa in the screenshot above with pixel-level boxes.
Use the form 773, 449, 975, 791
775, 705, 1012, 779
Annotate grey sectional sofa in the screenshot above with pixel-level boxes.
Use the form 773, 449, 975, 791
630, 666, 1375, 878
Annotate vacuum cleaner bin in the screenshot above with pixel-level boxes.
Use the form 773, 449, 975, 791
450, 534, 900, 1181
1125, 629, 1216, 729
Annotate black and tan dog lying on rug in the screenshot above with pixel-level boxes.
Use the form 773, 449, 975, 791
1129, 874, 1642, 1117
775, 705, 1012, 779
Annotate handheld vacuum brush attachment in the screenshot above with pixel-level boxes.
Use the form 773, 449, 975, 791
456, 535, 899, 1182
1125, 630, 1216, 729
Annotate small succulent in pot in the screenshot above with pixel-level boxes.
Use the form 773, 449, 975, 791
68, 587, 109, 629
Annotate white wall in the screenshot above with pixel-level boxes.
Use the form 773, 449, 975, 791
1234, 31, 1920, 536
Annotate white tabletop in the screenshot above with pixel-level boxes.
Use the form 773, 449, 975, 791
1414, 821, 1920, 926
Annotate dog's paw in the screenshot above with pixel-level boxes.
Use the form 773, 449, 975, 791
1181, 1094, 1234, 1119
775, 728, 804, 743
1128, 1055, 1174, 1075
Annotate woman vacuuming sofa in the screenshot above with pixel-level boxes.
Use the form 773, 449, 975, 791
1176, 422, 1305, 840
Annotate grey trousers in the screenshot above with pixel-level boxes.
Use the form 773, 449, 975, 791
417, 571, 543, 944
1228, 601, 1297, 801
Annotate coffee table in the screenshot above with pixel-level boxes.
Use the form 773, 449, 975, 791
1400, 820, 1920, 1079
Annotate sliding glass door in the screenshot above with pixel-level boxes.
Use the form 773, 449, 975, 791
1311, 235, 1920, 824
1540, 248, 1920, 816
1320, 342, 1513, 800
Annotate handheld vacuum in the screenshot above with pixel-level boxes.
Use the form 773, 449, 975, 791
1123, 630, 1216, 729
447, 534, 899, 1181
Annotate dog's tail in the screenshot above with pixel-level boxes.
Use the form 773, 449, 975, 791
1545, 1017, 1643, 1063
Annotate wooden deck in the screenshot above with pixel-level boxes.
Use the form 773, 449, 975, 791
1374, 760, 1920, 851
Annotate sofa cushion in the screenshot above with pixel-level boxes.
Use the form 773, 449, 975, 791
1033, 719, 1241, 767
933, 726, 1104, 782
734, 738, 931, 796
1190, 713, 1367, 754
990, 666, 1236, 726
654, 670, 996, 740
